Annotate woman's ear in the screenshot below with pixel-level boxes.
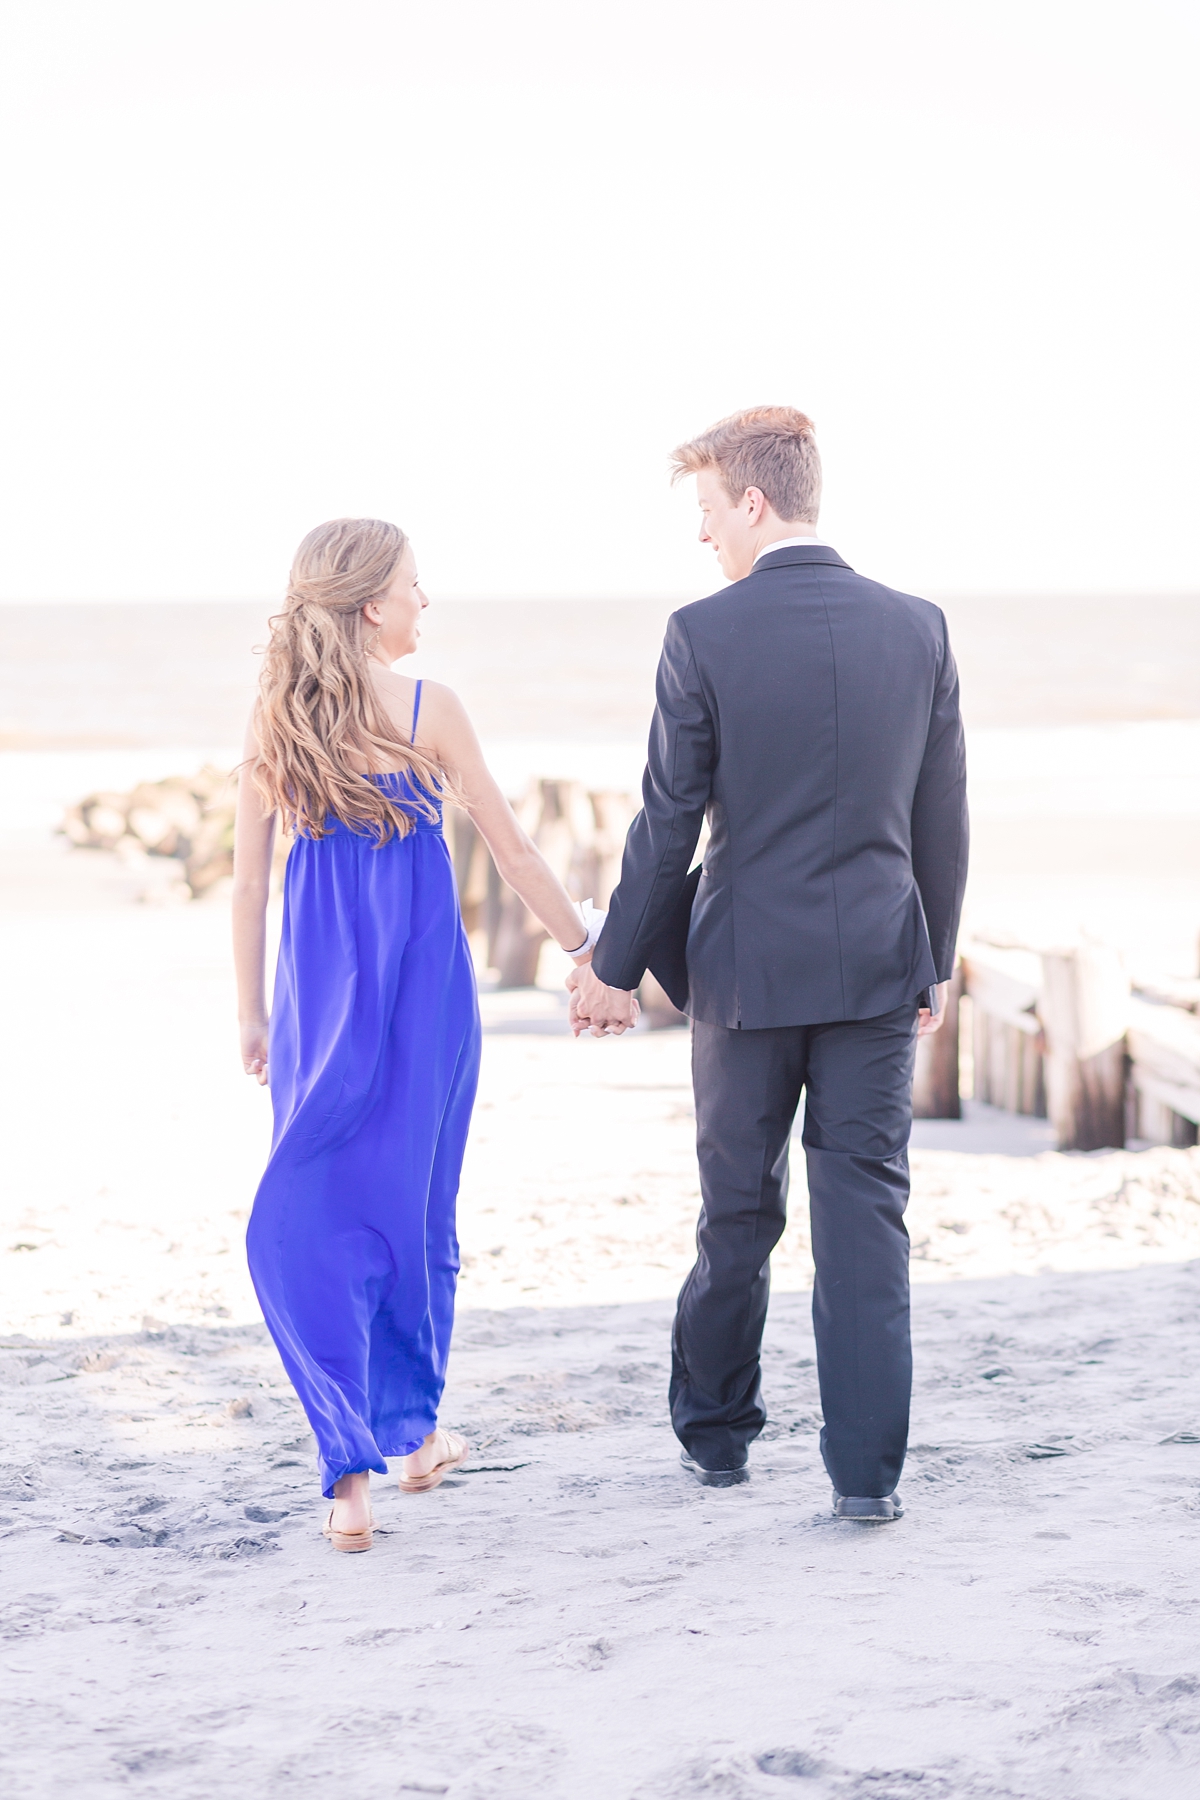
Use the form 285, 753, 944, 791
362, 600, 383, 627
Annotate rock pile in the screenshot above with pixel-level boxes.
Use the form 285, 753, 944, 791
60, 766, 241, 899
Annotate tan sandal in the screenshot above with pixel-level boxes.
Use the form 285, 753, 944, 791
397, 1429, 470, 1494
323, 1507, 375, 1552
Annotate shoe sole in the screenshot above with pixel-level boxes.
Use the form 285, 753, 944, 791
398, 1433, 471, 1494
323, 1508, 376, 1550
681, 1454, 749, 1488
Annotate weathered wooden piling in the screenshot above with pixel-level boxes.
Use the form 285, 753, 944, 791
1037, 943, 1129, 1151
961, 938, 1130, 1149
1126, 997, 1200, 1147
960, 942, 1046, 1118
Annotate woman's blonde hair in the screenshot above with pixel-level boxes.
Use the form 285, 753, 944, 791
251, 517, 445, 841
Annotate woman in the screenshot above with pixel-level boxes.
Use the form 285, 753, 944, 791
232, 517, 608, 1552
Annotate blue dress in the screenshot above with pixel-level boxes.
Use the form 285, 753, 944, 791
246, 683, 481, 1498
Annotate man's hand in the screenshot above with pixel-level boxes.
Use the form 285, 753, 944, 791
916, 981, 950, 1038
566, 962, 639, 1037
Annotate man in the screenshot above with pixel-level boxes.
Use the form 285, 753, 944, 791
569, 407, 967, 1521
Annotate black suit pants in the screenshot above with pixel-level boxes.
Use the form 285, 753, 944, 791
671, 1003, 918, 1497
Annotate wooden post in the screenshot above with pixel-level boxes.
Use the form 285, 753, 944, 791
972, 1001, 993, 1105
1038, 943, 1128, 1150
961, 942, 1049, 1120
492, 783, 550, 987
492, 779, 597, 988
485, 855, 504, 970
1021, 1028, 1046, 1117
912, 964, 963, 1118
1126, 996, 1200, 1146
446, 807, 490, 940
589, 790, 637, 907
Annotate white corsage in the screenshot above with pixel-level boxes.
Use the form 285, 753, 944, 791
566, 899, 608, 957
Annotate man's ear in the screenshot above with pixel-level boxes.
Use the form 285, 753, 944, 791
743, 486, 767, 522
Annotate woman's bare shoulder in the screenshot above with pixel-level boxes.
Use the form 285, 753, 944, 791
366, 665, 419, 732
369, 665, 419, 702
411, 682, 481, 770
417, 679, 477, 740
371, 671, 465, 716
411, 677, 467, 716
367, 670, 473, 758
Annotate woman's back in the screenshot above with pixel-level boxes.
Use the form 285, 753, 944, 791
301, 682, 444, 838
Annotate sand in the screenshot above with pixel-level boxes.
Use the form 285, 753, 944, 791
3, 846, 1200, 1797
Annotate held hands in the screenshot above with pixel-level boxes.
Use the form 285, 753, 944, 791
566, 960, 639, 1038
241, 1020, 269, 1085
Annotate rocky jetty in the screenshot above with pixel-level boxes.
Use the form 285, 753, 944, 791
60, 766, 241, 899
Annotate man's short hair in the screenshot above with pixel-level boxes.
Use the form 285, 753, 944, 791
670, 406, 822, 523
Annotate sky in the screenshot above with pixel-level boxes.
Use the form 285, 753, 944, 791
1, 0, 1197, 603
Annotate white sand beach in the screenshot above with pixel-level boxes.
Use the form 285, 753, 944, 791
3, 830, 1200, 1798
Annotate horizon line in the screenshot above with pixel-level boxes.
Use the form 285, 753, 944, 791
2, 588, 1198, 608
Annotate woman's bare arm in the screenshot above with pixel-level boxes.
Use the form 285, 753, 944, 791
419, 682, 591, 957
232, 714, 277, 1082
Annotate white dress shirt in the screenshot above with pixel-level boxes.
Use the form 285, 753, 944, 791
752, 535, 831, 568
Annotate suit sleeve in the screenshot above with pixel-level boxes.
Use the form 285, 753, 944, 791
590, 611, 715, 991
910, 609, 969, 982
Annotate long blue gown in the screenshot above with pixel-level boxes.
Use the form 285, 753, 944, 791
246, 683, 481, 1498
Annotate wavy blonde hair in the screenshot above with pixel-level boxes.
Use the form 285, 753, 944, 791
251, 517, 446, 841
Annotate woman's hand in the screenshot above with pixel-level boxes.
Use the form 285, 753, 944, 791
232, 708, 277, 1082
566, 964, 640, 1037
241, 1020, 269, 1084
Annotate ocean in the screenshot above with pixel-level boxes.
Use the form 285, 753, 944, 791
3, 593, 1199, 752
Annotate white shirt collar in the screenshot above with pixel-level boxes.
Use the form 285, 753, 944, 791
752, 535, 830, 567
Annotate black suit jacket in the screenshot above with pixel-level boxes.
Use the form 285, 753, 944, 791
590, 544, 969, 1028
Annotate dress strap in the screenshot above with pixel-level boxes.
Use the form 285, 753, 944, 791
411, 679, 423, 744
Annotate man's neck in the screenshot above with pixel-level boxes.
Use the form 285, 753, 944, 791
751, 523, 816, 562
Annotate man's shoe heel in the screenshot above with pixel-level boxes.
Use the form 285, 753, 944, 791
681, 1450, 749, 1488
831, 1488, 903, 1522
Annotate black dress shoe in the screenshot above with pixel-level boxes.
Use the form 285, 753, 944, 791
680, 1450, 749, 1488
831, 1488, 903, 1521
